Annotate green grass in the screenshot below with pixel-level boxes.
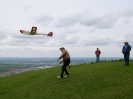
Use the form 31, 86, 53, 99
0, 61, 133, 99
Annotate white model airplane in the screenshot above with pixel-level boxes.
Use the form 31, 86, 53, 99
20, 26, 53, 37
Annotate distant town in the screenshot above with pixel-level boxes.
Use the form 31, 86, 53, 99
0, 67, 43, 77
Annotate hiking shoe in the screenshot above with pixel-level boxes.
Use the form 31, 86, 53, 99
57, 76, 63, 78
65, 75, 70, 77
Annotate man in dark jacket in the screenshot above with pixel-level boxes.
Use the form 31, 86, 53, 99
122, 42, 131, 66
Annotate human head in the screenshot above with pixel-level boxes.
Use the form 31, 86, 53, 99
97, 48, 99, 50
59, 47, 65, 52
124, 42, 128, 45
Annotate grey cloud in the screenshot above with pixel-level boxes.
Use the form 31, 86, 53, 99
64, 28, 80, 34
55, 12, 118, 29
81, 37, 116, 46
0, 29, 9, 39
120, 8, 133, 17
34, 14, 53, 26
23, 5, 32, 10
124, 33, 133, 38
116, 33, 133, 47
124, 34, 133, 47
9, 37, 50, 46
56, 15, 79, 28
64, 37, 79, 44
124, 18, 132, 24
80, 14, 118, 29
53, 29, 80, 45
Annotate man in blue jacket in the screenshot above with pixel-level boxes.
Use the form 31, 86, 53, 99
122, 42, 131, 66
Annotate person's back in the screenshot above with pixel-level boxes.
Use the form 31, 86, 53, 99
95, 48, 101, 62
95, 50, 101, 56
61, 50, 70, 62
95, 48, 101, 56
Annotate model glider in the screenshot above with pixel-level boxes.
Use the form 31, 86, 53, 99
20, 26, 53, 37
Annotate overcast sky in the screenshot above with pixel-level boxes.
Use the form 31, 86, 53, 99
0, 0, 133, 58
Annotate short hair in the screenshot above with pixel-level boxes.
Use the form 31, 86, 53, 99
124, 42, 128, 44
59, 47, 65, 50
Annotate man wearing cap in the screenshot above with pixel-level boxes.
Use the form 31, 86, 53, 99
122, 42, 131, 66
57, 47, 70, 78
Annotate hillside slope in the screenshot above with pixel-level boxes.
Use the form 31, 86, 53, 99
0, 61, 133, 99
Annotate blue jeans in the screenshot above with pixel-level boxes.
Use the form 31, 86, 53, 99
96, 55, 100, 62
124, 53, 129, 65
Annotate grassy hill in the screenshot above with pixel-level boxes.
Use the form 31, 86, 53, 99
0, 61, 133, 99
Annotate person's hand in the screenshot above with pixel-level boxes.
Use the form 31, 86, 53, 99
57, 58, 60, 61
60, 61, 63, 64
58, 57, 61, 60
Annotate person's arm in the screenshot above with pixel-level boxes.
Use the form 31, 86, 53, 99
58, 50, 66, 59
99, 50, 101, 54
125, 45, 131, 52
60, 60, 63, 64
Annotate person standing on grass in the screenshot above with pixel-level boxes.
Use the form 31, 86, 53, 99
122, 42, 131, 66
57, 47, 70, 78
95, 48, 101, 63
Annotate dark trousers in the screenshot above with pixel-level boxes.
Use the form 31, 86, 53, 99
124, 53, 129, 65
60, 58, 70, 77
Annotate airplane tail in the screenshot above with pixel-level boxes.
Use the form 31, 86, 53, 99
47, 32, 53, 37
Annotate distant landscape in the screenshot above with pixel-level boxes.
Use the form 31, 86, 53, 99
0, 57, 132, 77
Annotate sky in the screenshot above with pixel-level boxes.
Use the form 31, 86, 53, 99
0, 0, 133, 58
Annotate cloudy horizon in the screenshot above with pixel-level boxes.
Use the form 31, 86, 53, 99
0, 0, 133, 58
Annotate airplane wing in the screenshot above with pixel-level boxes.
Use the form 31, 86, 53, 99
20, 26, 53, 36
20, 26, 37, 35
20, 30, 31, 35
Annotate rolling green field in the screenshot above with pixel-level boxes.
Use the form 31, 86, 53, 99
0, 61, 133, 99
